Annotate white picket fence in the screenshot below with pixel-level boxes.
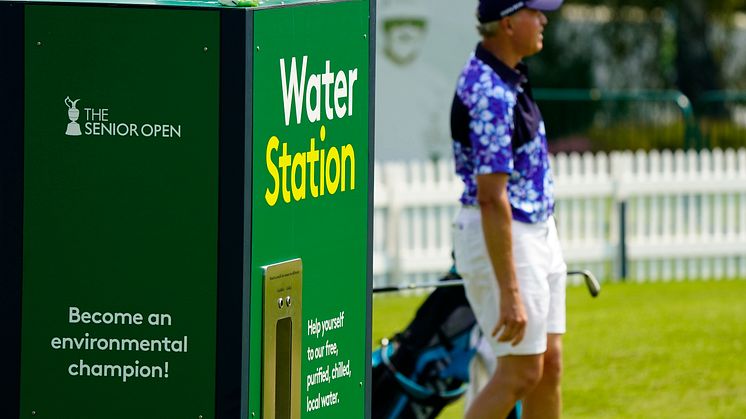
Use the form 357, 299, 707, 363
373, 148, 746, 287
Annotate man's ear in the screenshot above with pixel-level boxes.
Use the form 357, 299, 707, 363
501, 16, 513, 35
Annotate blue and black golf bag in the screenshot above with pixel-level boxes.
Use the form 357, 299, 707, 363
371, 271, 519, 419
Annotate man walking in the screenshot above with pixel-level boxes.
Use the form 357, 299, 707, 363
450, 1, 566, 418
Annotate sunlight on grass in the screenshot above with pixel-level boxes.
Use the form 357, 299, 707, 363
373, 279, 746, 418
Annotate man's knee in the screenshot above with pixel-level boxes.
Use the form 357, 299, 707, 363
497, 357, 543, 398
513, 365, 543, 396
542, 337, 563, 387
542, 350, 562, 387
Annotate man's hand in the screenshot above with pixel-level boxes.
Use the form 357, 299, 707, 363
492, 291, 527, 346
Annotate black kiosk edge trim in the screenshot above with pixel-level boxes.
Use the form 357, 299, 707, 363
216, 8, 252, 419
0, 3, 25, 418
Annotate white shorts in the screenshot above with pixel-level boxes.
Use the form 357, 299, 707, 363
453, 207, 567, 357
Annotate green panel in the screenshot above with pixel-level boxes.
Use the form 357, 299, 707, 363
21, 6, 219, 419
19, 0, 223, 8
251, 2, 370, 418
18, 0, 350, 10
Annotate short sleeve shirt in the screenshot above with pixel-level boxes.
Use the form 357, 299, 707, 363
450, 43, 554, 224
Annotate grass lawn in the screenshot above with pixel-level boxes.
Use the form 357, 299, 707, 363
372, 279, 746, 418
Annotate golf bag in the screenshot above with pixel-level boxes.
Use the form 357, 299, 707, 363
371, 271, 520, 419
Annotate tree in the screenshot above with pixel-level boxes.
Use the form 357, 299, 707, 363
564, 0, 746, 101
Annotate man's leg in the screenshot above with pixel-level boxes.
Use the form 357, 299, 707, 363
464, 354, 544, 419
523, 216, 566, 418
522, 334, 563, 419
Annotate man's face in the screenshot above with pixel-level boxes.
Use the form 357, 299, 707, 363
506, 8, 548, 58
383, 19, 427, 65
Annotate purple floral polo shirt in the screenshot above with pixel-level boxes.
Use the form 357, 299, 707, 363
450, 43, 555, 224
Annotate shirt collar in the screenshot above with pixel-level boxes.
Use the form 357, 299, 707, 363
475, 43, 527, 87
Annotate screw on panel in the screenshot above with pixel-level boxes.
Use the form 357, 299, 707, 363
198, 416, 203, 419
256, 46, 260, 51
359, 381, 363, 387
36, 41, 41, 46
363, 34, 367, 39
252, 413, 256, 417
203, 47, 208, 53
31, 411, 37, 416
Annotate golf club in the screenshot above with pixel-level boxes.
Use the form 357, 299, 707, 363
373, 270, 601, 297
567, 269, 601, 297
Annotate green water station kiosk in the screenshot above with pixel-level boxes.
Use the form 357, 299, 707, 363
0, 0, 374, 417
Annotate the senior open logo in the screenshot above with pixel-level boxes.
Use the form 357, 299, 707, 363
63, 96, 182, 139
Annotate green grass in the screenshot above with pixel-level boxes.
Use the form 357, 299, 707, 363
372, 279, 746, 418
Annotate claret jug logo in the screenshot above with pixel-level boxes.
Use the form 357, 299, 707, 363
264, 56, 360, 207
64, 96, 82, 136
63, 96, 182, 139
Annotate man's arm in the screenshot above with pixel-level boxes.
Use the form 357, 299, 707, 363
476, 172, 527, 346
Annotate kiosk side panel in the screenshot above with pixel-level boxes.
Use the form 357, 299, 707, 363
20, 5, 220, 418
250, 1, 371, 418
